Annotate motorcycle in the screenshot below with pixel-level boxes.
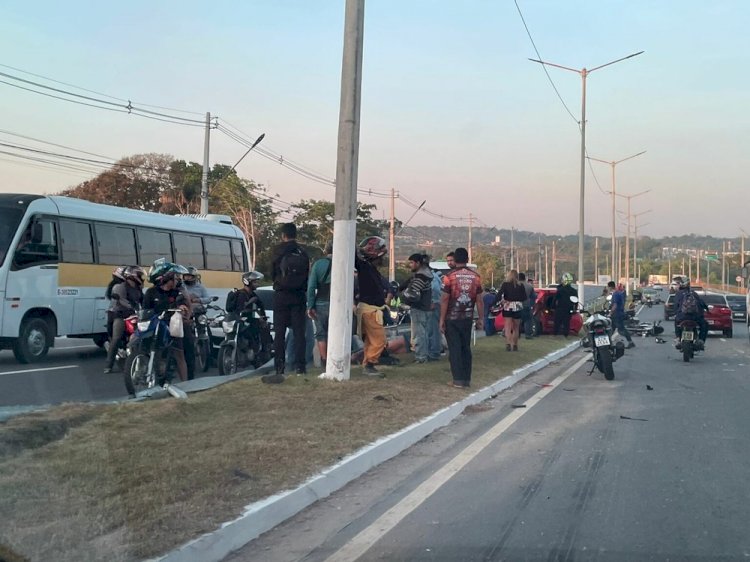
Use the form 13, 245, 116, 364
644, 294, 654, 308
123, 308, 186, 398
676, 319, 702, 362
192, 296, 219, 372
578, 297, 625, 381
217, 301, 273, 376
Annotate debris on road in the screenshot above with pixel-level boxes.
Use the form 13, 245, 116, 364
620, 415, 648, 421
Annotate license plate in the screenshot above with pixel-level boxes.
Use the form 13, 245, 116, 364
707, 320, 715, 325
594, 335, 610, 347
682, 331, 694, 341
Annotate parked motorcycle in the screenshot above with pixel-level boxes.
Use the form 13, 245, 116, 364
578, 297, 625, 381
192, 296, 219, 372
217, 300, 273, 376
123, 308, 186, 397
676, 319, 702, 362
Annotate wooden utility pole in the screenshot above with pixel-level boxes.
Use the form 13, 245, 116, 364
468, 213, 473, 264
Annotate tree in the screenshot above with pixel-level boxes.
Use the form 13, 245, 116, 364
472, 248, 504, 288
291, 199, 387, 252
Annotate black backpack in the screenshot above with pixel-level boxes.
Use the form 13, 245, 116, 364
226, 289, 239, 313
278, 247, 309, 290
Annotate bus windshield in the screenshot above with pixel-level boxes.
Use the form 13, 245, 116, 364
0, 207, 24, 268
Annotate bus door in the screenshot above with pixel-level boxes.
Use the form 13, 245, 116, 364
4, 217, 63, 337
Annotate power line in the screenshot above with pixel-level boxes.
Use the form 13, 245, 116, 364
513, 0, 578, 124
0, 129, 115, 160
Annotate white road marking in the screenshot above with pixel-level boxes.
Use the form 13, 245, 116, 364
0, 365, 79, 376
324, 354, 590, 562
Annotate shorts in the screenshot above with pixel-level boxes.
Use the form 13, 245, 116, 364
502, 311, 522, 319
313, 302, 330, 341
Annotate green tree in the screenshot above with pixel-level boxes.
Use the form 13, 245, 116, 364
472, 248, 503, 288
291, 199, 387, 252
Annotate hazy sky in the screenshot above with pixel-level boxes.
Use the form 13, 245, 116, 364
1, 1, 748, 238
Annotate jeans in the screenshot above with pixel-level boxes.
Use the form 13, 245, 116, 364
427, 306, 442, 359
613, 314, 633, 343
521, 306, 533, 338
445, 319, 473, 386
275, 296, 307, 373
410, 308, 430, 361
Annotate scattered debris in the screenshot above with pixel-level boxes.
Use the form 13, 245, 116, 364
655, 337, 667, 344
646, 385, 654, 391
463, 403, 492, 415
562, 388, 576, 392
533, 383, 554, 388
620, 415, 648, 422
511, 404, 527, 409
233, 468, 252, 480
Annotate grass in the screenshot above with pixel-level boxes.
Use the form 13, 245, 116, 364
0, 336, 569, 562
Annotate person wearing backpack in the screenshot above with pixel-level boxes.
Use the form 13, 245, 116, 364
519, 272, 536, 339
400, 253, 434, 363
307, 241, 333, 367
262, 223, 310, 383
673, 276, 708, 346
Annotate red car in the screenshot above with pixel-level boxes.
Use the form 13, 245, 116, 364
697, 292, 733, 337
492, 287, 583, 336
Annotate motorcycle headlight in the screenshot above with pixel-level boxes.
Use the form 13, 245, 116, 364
222, 320, 236, 333
197, 314, 208, 325
137, 321, 151, 332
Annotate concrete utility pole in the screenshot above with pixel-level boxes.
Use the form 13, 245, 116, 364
321, 0, 365, 382
468, 213, 473, 264
616, 192, 649, 293
594, 237, 599, 283
741, 229, 747, 288
537, 236, 543, 288
551, 240, 557, 285
389, 188, 396, 282
200, 112, 211, 214
545, 245, 549, 287
510, 227, 515, 270
531, 51, 644, 310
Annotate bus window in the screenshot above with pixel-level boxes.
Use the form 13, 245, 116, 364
0, 206, 24, 268
138, 229, 172, 265
95, 224, 137, 265
204, 237, 232, 271
59, 219, 94, 264
231, 239, 246, 271
173, 233, 204, 269
13, 217, 59, 268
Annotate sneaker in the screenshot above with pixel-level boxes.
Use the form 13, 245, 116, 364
414, 358, 427, 364
626, 342, 636, 349
379, 355, 400, 366
427, 357, 440, 362
103, 367, 112, 374
512, 345, 518, 352
261, 373, 285, 384
363, 363, 382, 376
295, 368, 307, 376
447, 381, 466, 389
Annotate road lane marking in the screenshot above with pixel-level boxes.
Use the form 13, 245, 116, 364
0, 365, 79, 376
324, 354, 590, 562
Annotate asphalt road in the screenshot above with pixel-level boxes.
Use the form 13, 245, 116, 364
226, 304, 750, 562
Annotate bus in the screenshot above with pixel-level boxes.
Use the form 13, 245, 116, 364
0, 194, 250, 363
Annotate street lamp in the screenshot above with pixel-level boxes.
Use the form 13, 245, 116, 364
631, 209, 651, 287
530, 50, 644, 308
616, 189, 650, 294
588, 150, 646, 282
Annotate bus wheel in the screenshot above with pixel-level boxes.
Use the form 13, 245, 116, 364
13, 318, 52, 363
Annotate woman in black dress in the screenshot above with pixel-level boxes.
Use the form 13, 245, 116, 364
497, 269, 527, 351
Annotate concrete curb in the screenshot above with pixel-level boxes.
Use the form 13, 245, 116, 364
151, 341, 582, 562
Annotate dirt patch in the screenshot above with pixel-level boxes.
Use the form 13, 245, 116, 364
0, 336, 568, 562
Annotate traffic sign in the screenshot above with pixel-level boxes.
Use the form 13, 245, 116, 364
736, 275, 743, 283
704, 253, 719, 262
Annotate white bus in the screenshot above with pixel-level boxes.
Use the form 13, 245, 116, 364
0, 194, 250, 363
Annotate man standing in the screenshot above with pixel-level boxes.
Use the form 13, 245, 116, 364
553, 272, 577, 337
519, 272, 536, 339
263, 223, 310, 384
440, 248, 483, 389
610, 283, 636, 349
400, 253, 434, 363
445, 251, 456, 270
307, 242, 333, 367
355, 236, 389, 375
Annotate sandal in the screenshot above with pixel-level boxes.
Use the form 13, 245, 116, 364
506, 344, 512, 351
512, 345, 518, 351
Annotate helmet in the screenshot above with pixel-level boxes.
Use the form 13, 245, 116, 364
148, 261, 172, 284
124, 266, 145, 287
183, 266, 199, 285
242, 271, 264, 286
112, 266, 126, 280
676, 275, 690, 289
389, 280, 399, 295
359, 236, 387, 261
561, 272, 573, 286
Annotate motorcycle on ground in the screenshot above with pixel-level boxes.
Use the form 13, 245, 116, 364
676, 319, 702, 362
123, 308, 187, 398
578, 297, 625, 381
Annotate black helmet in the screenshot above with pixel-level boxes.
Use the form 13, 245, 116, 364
242, 271, 264, 287
359, 236, 387, 261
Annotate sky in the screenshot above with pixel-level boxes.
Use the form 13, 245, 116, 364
1, 0, 748, 238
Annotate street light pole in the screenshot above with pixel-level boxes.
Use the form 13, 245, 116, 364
530, 50, 644, 308
588, 150, 646, 283
631, 210, 651, 286
616, 189, 649, 295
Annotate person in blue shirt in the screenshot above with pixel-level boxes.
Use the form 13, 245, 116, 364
427, 265, 444, 358
306, 242, 333, 365
608, 281, 635, 349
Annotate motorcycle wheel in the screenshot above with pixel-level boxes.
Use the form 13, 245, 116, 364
123, 351, 150, 396
197, 339, 211, 372
218, 344, 236, 376
596, 348, 615, 380
683, 340, 693, 362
